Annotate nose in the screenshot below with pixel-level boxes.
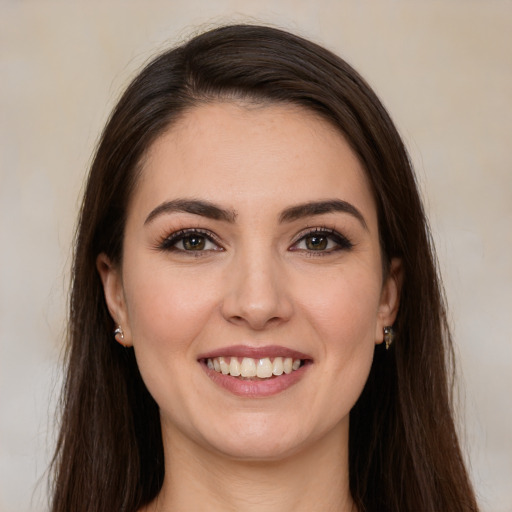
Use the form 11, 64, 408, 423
220, 246, 293, 331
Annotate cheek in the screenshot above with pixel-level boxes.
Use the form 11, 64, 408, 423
122, 261, 222, 417
293, 264, 381, 407
123, 259, 220, 357
276, 265, 381, 438
296, 264, 382, 348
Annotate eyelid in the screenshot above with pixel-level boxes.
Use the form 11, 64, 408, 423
289, 226, 353, 251
157, 228, 224, 251
155, 226, 352, 253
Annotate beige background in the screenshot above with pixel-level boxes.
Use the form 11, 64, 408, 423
1, 1, 511, 511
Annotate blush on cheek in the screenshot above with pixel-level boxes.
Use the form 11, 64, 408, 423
127, 272, 213, 341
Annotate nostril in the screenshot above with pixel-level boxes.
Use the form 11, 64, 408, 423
228, 314, 284, 330
221, 280, 293, 329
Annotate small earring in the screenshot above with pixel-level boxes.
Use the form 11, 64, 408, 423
383, 326, 395, 350
114, 325, 125, 345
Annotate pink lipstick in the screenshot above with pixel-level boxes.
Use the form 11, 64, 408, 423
198, 345, 312, 398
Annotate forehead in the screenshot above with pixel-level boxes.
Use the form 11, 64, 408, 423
132, 102, 376, 223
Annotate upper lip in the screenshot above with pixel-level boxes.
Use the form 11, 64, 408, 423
197, 345, 312, 361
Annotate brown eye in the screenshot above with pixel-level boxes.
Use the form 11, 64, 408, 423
305, 235, 328, 250
290, 229, 354, 253
182, 235, 206, 251
159, 229, 222, 252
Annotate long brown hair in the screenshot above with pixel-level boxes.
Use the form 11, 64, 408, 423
50, 24, 479, 511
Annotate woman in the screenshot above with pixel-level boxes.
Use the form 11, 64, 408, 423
50, 24, 479, 511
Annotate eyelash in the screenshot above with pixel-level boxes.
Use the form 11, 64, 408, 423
157, 227, 353, 255
290, 227, 354, 255
158, 228, 223, 254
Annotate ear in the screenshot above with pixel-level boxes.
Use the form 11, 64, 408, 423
375, 257, 403, 345
96, 253, 133, 347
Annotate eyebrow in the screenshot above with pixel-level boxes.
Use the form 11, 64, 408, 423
144, 198, 367, 230
279, 199, 368, 230
144, 199, 237, 225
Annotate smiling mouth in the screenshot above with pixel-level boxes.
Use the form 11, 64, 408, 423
203, 356, 305, 379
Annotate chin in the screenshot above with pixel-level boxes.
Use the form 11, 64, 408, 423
195, 412, 338, 463
209, 435, 305, 462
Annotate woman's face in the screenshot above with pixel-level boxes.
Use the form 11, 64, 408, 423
99, 102, 401, 460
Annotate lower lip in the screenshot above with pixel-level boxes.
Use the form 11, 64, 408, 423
200, 361, 311, 398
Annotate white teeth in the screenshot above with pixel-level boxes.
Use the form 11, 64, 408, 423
219, 357, 230, 375
240, 357, 257, 377
272, 357, 284, 376
229, 357, 241, 376
207, 356, 303, 379
256, 358, 273, 378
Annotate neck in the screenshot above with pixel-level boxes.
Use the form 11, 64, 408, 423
145, 421, 355, 512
